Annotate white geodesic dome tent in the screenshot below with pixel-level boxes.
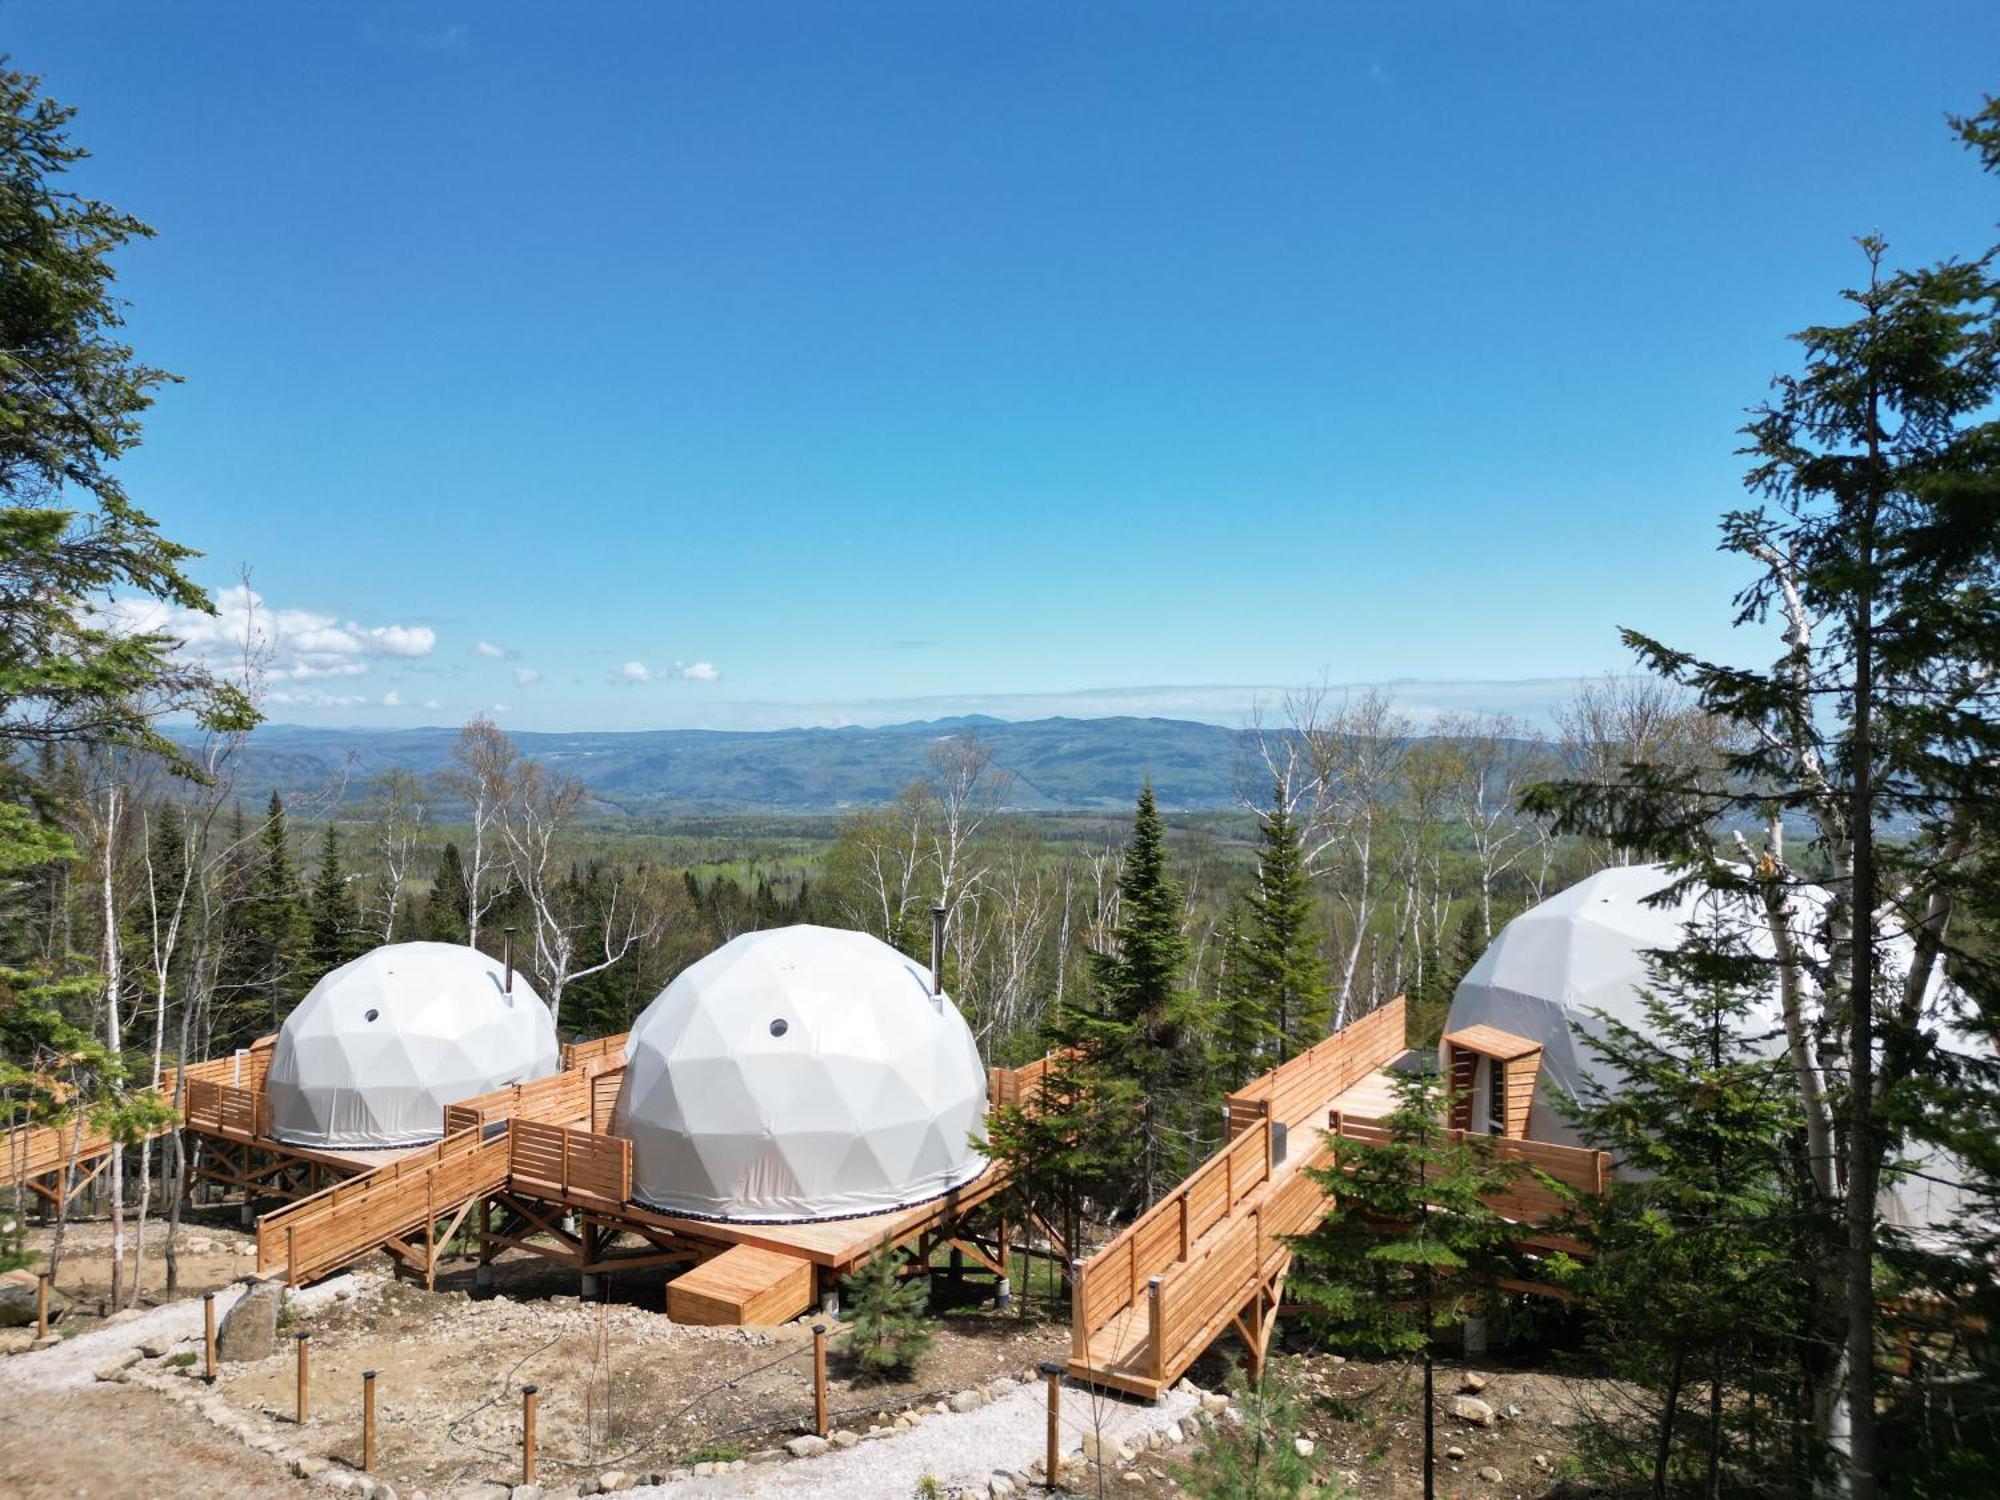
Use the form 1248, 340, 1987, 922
1443, 862, 1975, 1236
265, 942, 561, 1149
612, 924, 990, 1222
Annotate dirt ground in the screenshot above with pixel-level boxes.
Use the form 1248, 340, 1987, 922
0, 1385, 318, 1499
1, 1206, 261, 1351
5, 1216, 1611, 1499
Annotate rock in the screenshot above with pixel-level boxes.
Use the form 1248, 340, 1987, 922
1504, 1402, 1523, 1420
990, 1477, 1014, 1498
1477, 1467, 1504, 1484
950, 1388, 985, 1413
1535, 1453, 1552, 1470
370, 1484, 399, 1500
94, 1348, 142, 1381
510, 1487, 543, 1500
595, 1472, 632, 1493
1461, 1371, 1489, 1393
1449, 1395, 1496, 1427
0, 1269, 63, 1329
1445, 1445, 1467, 1460
987, 1378, 1016, 1400
216, 1280, 283, 1362
748, 1450, 784, 1465
185, 1236, 215, 1254
1200, 1392, 1229, 1414
784, 1435, 829, 1459
692, 1464, 716, 1478
830, 1429, 860, 1449
1294, 1437, 1315, 1457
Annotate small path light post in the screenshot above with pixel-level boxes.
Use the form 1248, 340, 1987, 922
202, 1292, 217, 1382
295, 1333, 311, 1424
521, 1384, 540, 1484
1041, 1361, 1063, 1483
812, 1323, 829, 1437
361, 1370, 378, 1472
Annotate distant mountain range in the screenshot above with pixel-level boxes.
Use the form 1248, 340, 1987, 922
198, 716, 1271, 814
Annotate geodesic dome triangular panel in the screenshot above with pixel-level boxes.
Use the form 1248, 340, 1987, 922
265, 941, 560, 1149
613, 924, 989, 1222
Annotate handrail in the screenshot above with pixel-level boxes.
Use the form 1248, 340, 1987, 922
1224, 995, 1407, 1136
441, 1068, 590, 1136
1327, 1111, 1611, 1203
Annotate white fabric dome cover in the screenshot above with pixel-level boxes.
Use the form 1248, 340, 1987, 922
1445, 862, 1974, 1235
613, 925, 990, 1222
266, 942, 561, 1149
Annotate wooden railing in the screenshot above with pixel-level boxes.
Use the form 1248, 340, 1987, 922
561, 1032, 629, 1074
183, 1077, 269, 1141
175, 1035, 277, 1094
1328, 1112, 1610, 1220
255, 1127, 510, 1284
1071, 1110, 1277, 1356
1148, 1143, 1334, 1384
1224, 995, 1407, 1137
441, 1068, 590, 1136
590, 1067, 625, 1135
507, 1119, 632, 1211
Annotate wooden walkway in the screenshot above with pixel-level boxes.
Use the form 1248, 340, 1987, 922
1065, 998, 1612, 1399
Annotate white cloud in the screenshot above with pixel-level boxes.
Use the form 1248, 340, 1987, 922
618, 661, 654, 684
265, 689, 370, 710
514, 667, 542, 687
103, 584, 438, 708
382, 690, 402, 708
491, 702, 512, 714
471, 640, 508, 659
681, 661, 720, 681
422, 699, 441, 711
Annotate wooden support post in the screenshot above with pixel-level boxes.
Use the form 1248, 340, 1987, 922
521, 1384, 539, 1484
1069, 1258, 1086, 1361
1177, 1195, 1190, 1260
361, 1370, 378, 1472
203, 1292, 217, 1382
36, 1273, 49, 1341
1042, 1362, 1062, 1481
812, 1323, 829, 1437
1147, 1276, 1165, 1384
296, 1333, 311, 1424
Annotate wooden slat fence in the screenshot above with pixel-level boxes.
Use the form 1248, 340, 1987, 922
1224, 995, 1407, 1137
256, 1127, 510, 1284
1328, 1113, 1609, 1219
590, 1067, 625, 1135
183, 1078, 269, 1141
561, 1033, 629, 1073
1071, 1111, 1277, 1356
507, 1119, 632, 1211
441, 1068, 589, 1136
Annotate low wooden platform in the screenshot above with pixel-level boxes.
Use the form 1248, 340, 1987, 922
667, 1243, 815, 1326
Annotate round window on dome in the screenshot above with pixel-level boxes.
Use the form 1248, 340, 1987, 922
364, 1008, 379, 1023
769, 1018, 789, 1038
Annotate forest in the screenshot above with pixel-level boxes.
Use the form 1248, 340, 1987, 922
5, 57, 2000, 1500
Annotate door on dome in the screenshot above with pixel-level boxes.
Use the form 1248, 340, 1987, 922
1485, 1058, 1508, 1136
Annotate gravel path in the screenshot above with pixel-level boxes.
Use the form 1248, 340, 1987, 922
0, 1272, 364, 1393
633, 1379, 1202, 1500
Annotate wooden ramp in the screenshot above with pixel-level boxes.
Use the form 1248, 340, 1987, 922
667, 1243, 815, 1326
1066, 996, 1616, 1398
1067, 1000, 1410, 1398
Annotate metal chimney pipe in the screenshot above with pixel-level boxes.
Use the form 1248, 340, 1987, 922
502, 926, 516, 994
930, 904, 947, 1000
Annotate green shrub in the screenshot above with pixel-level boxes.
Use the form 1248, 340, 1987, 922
840, 1239, 934, 1383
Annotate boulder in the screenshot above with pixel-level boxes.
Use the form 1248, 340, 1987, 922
830, 1429, 860, 1449
94, 1348, 142, 1381
1449, 1395, 1496, 1427
216, 1281, 284, 1363
784, 1435, 829, 1459
1294, 1437, 1315, 1458
1460, 1371, 1489, 1393
1477, 1467, 1503, 1484
0, 1268, 61, 1328
950, 1388, 985, 1413
595, 1472, 633, 1493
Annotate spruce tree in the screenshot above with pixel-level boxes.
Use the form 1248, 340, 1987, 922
1175, 1363, 1340, 1500
1292, 1069, 1520, 1500
1089, 782, 1199, 1205
426, 841, 470, 943
1554, 927, 1817, 1496
238, 792, 309, 1024
306, 823, 360, 976
840, 1239, 934, 1381
1242, 780, 1328, 1063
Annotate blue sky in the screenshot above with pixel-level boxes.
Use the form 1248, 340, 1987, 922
14, 2, 1999, 731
